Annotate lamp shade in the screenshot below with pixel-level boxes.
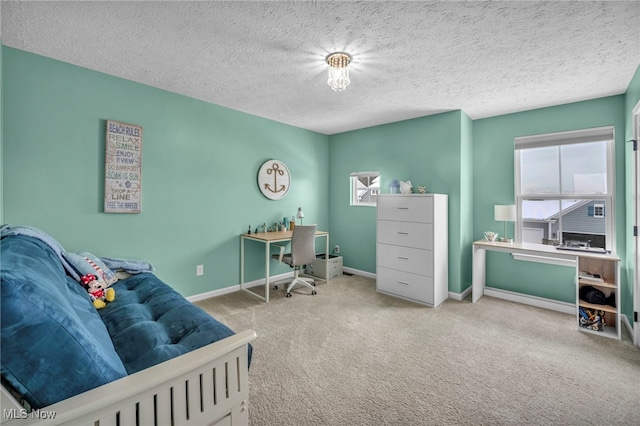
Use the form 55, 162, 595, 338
297, 207, 304, 219
494, 205, 516, 222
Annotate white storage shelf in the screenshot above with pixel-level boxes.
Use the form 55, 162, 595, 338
376, 194, 448, 307
576, 255, 620, 339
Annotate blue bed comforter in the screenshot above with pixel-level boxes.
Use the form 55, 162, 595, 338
1, 230, 251, 410
99, 273, 239, 375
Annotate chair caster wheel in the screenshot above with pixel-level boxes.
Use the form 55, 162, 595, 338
311, 290, 317, 295
286, 293, 292, 298
273, 285, 278, 290
311, 282, 316, 287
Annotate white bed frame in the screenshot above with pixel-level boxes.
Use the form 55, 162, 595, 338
1, 329, 256, 426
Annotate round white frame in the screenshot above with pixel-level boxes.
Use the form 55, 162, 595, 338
257, 159, 291, 200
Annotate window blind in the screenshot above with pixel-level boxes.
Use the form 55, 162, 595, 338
515, 126, 614, 150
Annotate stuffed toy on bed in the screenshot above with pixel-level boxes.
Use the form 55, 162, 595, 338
80, 273, 116, 309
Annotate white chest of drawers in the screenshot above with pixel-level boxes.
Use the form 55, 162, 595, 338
376, 194, 448, 307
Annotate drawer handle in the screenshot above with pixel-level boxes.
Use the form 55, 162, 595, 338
397, 281, 410, 286
397, 232, 409, 235
397, 207, 409, 210
397, 256, 409, 261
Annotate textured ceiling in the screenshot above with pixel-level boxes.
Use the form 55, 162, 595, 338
2, 1, 639, 135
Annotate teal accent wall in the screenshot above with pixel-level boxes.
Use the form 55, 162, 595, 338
473, 96, 627, 303
2, 45, 637, 310
623, 64, 640, 325
328, 110, 473, 293
2, 47, 329, 297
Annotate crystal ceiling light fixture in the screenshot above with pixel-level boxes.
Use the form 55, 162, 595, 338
326, 52, 351, 91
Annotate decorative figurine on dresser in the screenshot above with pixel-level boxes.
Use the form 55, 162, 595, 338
376, 193, 448, 307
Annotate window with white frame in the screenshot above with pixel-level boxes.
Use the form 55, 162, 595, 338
592, 203, 605, 218
350, 172, 380, 206
515, 126, 615, 250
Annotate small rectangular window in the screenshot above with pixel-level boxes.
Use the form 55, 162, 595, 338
592, 204, 605, 218
350, 172, 380, 206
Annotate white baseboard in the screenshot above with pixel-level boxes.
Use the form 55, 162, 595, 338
621, 314, 635, 344
342, 267, 376, 280
448, 285, 472, 301
187, 285, 239, 302
334, 268, 476, 304
186, 271, 294, 303
484, 287, 575, 315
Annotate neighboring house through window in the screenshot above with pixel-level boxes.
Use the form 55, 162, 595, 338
515, 126, 615, 250
350, 172, 380, 206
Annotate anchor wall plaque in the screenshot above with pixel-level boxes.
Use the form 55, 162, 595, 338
257, 159, 291, 200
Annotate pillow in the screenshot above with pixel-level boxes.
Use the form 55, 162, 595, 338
65, 252, 118, 287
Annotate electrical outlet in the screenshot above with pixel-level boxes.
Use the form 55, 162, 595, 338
334, 245, 340, 254
196, 264, 204, 276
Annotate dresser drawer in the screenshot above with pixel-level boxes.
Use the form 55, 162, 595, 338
377, 221, 433, 249
377, 243, 433, 276
377, 195, 433, 223
377, 267, 434, 305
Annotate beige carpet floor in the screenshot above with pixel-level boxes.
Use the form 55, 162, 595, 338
196, 274, 640, 426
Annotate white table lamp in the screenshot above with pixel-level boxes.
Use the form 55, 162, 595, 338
297, 207, 304, 225
494, 205, 516, 243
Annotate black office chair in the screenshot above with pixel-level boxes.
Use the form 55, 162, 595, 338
272, 225, 318, 298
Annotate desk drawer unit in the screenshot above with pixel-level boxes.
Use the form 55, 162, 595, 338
307, 255, 343, 280
376, 194, 448, 307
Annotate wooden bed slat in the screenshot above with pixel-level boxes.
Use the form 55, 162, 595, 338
186, 374, 201, 419
117, 404, 136, 426
215, 365, 226, 403
172, 383, 188, 426
155, 389, 172, 426
137, 396, 155, 426
202, 369, 215, 411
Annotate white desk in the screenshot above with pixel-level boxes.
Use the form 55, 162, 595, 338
473, 240, 578, 303
472, 239, 621, 339
240, 230, 329, 303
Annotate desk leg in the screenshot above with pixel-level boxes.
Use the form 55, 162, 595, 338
472, 246, 486, 303
265, 241, 270, 303
240, 236, 245, 290
325, 234, 329, 282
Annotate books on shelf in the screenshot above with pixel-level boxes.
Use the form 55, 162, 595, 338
579, 271, 604, 283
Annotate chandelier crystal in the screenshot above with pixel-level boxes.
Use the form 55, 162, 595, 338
326, 52, 351, 91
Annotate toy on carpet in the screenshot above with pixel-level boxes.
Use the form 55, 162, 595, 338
80, 273, 116, 309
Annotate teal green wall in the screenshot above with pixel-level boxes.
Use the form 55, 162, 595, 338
623, 65, 640, 324
328, 110, 473, 293
2, 45, 637, 311
2, 47, 329, 297
473, 96, 627, 303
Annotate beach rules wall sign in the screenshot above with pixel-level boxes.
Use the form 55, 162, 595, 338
104, 120, 142, 213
